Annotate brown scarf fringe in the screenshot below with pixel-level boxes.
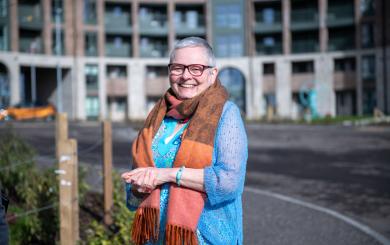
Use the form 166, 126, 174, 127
166, 224, 198, 245
131, 207, 160, 245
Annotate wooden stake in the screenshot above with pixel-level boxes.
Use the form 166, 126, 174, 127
103, 121, 113, 225
56, 113, 79, 244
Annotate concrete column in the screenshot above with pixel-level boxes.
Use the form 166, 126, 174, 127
132, 1, 139, 57
75, 59, 86, 120
64, 0, 74, 55
168, 1, 175, 51
128, 61, 146, 120
282, 0, 291, 55
6, 58, 21, 105
98, 61, 107, 120
97, 0, 105, 57
276, 59, 291, 117
356, 55, 363, 115
205, 1, 212, 44
319, 0, 328, 52
315, 56, 335, 116
250, 59, 264, 119
10, 0, 18, 52
386, 47, 390, 114
354, 0, 362, 50
42, 0, 52, 55
75, 0, 83, 56
376, 49, 385, 112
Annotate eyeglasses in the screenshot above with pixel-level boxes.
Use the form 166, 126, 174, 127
168, 63, 213, 77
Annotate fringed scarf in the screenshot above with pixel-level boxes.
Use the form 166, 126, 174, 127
131, 79, 228, 245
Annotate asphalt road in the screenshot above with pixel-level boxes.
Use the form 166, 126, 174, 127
1, 121, 389, 244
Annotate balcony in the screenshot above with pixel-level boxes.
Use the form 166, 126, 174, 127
292, 41, 318, 54
254, 8, 282, 34
253, 21, 282, 34
18, 5, 42, 29
334, 71, 356, 91
327, 4, 354, 27
291, 73, 315, 92
328, 29, 355, 51
139, 6, 168, 36
105, 43, 131, 57
290, 9, 319, 31
19, 34, 43, 53
263, 75, 276, 93
107, 78, 127, 96
256, 43, 282, 55
140, 37, 167, 58
104, 4, 132, 35
175, 21, 206, 36
174, 8, 206, 36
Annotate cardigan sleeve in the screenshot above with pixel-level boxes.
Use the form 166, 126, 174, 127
203, 102, 248, 206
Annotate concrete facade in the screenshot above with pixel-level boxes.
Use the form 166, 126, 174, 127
0, 0, 389, 121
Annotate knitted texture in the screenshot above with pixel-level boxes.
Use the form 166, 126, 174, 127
126, 101, 248, 244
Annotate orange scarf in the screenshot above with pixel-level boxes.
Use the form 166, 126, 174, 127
131, 80, 228, 245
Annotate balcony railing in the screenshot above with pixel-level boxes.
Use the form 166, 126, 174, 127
19, 38, 42, 53
291, 41, 319, 53
253, 22, 282, 34
291, 9, 319, 30
256, 44, 283, 55
328, 36, 355, 51
104, 13, 132, 34
175, 23, 206, 36
18, 5, 42, 29
334, 71, 356, 90
140, 45, 168, 58
105, 43, 131, 57
139, 15, 168, 35
327, 5, 354, 27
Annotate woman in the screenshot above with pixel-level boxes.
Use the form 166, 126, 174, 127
121, 37, 248, 245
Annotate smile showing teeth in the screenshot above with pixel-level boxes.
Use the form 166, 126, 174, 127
180, 84, 195, 88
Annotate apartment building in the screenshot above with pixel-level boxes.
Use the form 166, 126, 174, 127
0, 0, 389, 121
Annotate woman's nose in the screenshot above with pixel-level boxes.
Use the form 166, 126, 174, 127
182, 67, 192, 79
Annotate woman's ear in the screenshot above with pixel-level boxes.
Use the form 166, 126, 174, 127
211, 68, 218, 83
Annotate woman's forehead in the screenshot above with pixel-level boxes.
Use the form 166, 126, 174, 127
173, 47, 208, 64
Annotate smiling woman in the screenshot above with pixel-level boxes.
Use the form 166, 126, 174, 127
121, 37, 248, 245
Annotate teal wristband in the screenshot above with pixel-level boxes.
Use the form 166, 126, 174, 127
176, 166, 185, 186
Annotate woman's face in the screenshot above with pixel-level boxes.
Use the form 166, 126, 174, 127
169, 46, 218, 100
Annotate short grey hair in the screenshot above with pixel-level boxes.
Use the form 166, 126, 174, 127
169, 37, 216, 67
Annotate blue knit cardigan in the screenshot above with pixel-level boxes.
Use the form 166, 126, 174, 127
126, 101, 248, 244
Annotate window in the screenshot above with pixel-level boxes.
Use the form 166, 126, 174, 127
361, 55, 375, 81
0, 0, 7, 17
334, 58, 356, 72
292, 61, 314, 74
216, 35, 243, 57
361, 23, 374, 48
86, 96, 99, 119
263, 8, 275, 23
85, 32, 97, 56
107, 65, 127, 79
263, 63, 275, 75
0, 26, 7, 51
52, 30, 64, 55
83, 0, 97, 25
215, 4, 242, 29
85, 64, 99, 91
51, 0, 63, 23
360, 0, 375, 16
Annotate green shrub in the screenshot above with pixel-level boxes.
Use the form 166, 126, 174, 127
84, 172, 134, 245
0, 131, 88, 245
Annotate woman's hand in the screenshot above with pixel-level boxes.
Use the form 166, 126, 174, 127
121, 167, 176, 193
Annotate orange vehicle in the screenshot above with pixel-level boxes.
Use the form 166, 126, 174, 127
0, 103, 56, 121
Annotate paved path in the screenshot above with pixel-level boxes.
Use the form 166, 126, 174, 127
243, 187, 388, 245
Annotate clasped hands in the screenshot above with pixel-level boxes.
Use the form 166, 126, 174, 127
121, 167, 174, 193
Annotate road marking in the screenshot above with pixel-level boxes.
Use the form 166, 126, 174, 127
244, 186, 390, 245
